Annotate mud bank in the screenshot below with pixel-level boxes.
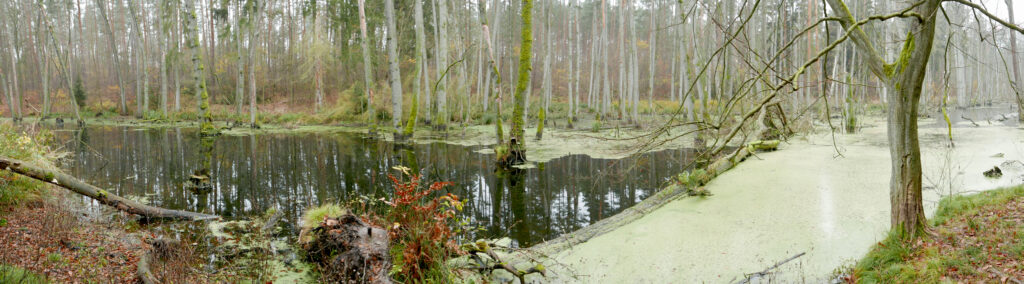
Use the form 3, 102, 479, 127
538, 116, 1024, 282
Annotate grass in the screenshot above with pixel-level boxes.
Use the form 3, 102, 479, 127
850, 185, 1024, 283
0, 123, 61, 207
298, 203, 346, 244
0, 264, 47, 284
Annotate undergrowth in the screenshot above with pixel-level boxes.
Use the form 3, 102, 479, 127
300, 166, 467, 283
849, 185, 1024, 283
0, 123, 61, 206
0, 264, 47, 284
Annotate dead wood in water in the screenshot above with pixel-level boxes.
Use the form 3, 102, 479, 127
0, 157, 220, 221
734, 252, 806, 284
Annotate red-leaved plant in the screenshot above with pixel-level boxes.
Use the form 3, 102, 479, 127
383, 167, 463, 281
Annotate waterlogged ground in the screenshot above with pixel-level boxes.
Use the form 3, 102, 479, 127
542, 109, 1024, 282
48, 124, 699, 247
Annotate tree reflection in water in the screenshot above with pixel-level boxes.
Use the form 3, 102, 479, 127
57, 126, 698, 247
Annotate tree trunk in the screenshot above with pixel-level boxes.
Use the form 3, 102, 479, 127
36, 4, 51, 118
185, 0, 215, 135
1006, 0, 1024, 122
384, 0, 402, 133
128, 1, 148, 118
648, 3, 657, 118
0, 157, 219, 221
357, 0, 375, 131
506, 0, 533, 165
405, 0, 427, 138
235, 0, 244, 117
537, 0, 550, 140
436, 0, 450, 129
3, 0, 22, 121
158, 2, 168, 118
827, 0, 939, 238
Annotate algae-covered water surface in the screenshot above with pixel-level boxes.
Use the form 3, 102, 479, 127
53, 125, 698, 246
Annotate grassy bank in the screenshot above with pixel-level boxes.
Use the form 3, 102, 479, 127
850, 185, 1024, 283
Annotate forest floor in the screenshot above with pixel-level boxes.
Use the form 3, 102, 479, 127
0, 188, 145, 283
851, 185, 1024, 283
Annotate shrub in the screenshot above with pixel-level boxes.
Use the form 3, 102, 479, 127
73, 75, 87, 108
383, 169, 462, 282
0, 123, 61, 206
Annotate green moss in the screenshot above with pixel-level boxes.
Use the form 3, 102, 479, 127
403, 86, 418, 138
535, 108, 546, 139
887, 33, 916, 78
510, 0, 533, 146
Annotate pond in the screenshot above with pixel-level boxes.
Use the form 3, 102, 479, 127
52, 125, 698, 247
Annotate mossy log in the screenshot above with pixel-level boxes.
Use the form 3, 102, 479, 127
747, 140, 780, 152
302, 214, 392, 284
0, 157, 219, 221
464, 240, 545, 284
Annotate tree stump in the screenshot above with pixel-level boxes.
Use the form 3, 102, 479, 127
302, 214, 392, 284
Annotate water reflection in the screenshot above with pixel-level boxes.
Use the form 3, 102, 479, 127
55, 126, 696, 247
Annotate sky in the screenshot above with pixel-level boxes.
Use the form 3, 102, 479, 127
978, 0, 1024, 24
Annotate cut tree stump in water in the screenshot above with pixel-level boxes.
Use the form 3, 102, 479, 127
0, 157, 219, 221
302, 214, 392, 284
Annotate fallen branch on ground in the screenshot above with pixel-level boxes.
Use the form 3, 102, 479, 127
0, 157, 220, 221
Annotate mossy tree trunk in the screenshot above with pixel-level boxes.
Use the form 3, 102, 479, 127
357, 0, 375, 132
405, 0, 427, 139
185, 0, 216, 136
506, 0, 532, 165
826, 0, 939, 238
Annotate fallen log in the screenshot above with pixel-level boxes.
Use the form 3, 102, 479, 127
0, 157, 219, 221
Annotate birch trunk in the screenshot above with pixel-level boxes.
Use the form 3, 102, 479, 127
436, 0, 450, 129
384, 0, 403, 132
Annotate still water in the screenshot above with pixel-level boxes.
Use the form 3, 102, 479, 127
54, 125, 696, 246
